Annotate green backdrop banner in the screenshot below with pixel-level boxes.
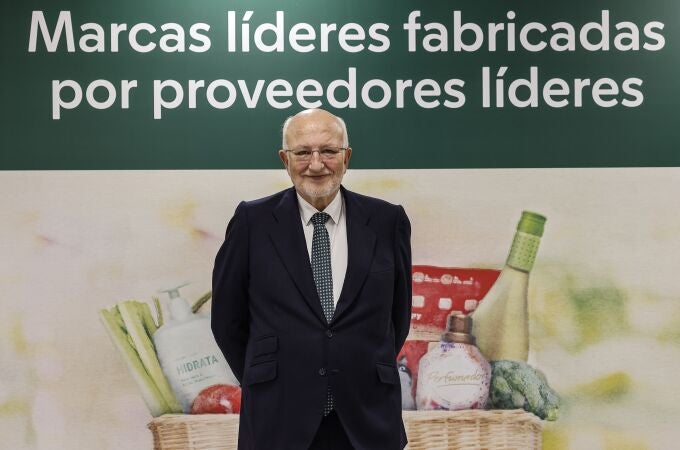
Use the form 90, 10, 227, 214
2, 0, 679, 169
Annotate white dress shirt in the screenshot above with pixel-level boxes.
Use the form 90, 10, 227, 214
297, 191, 348, 307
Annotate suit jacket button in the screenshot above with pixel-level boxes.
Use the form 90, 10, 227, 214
318, 368, 326, 376
326, 330, 333, 338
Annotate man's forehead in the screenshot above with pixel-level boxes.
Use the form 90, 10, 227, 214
286, 114, 344, 142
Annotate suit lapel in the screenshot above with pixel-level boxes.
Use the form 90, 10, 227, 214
269, 188, 327, 325
332, 187, 376, 323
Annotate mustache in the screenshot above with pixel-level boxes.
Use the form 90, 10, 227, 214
302, 171, 333, 176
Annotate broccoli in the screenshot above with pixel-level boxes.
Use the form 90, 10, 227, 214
488, 360, 560, 421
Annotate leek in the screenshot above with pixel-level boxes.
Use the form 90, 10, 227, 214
117, 301, 182, 413
100, 301, 182, 416
99, 305, 170, 416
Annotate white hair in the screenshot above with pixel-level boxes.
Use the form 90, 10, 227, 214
281, 112, 349, 149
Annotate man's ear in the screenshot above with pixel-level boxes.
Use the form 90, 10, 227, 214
278, 149, 289, 170
344, 147, 352, 171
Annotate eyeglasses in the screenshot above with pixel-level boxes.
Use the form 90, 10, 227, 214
284, 147, 347, 161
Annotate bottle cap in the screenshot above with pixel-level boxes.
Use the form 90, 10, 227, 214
159, 283, 192, 321
517, 211, 546, 237
441, 314, 476, 345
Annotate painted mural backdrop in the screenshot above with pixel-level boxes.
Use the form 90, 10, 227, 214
1, 169, 679, 449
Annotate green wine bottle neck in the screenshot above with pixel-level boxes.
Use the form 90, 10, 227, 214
505, 211, 546, 272
506, 231, 542, 272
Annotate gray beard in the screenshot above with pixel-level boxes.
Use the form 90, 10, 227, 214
297, 179, 340, 199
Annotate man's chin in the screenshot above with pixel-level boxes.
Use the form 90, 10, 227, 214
297, 182, 340, 200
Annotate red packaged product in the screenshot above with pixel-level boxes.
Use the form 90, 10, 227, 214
397, 266, 500, 405
191, 384, 242, 414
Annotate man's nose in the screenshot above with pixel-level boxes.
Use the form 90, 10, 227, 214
307, 152, 325, 171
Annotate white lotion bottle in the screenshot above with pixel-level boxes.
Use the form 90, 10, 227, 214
153, 284, 238, 413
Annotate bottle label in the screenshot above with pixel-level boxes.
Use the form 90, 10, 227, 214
167, 351, 236, 411
175, 354, 221, 377
506, 231, 541, 272
416, 343, 491, 410
156, 323, 240, 413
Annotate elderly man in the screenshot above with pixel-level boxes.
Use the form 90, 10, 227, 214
212, 109, 412, 450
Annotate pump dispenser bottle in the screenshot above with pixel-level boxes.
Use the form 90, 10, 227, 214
153, 284, 238, 413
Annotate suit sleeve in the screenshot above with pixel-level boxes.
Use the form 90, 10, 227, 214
392, 205, 412, 356
211, 201, 250, 384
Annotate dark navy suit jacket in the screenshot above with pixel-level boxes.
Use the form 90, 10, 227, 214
212, 186, 412, 450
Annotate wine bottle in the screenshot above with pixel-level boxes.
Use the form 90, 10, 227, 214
471, 211, 546, 361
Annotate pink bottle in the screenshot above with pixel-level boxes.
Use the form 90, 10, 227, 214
416, 314, 491, 411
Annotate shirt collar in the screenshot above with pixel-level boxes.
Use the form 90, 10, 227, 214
297, 190, 343, 226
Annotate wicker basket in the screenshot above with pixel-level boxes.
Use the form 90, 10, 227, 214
148, 414, 239, 450
148, 409, 541, 450
402, 410, 542, 450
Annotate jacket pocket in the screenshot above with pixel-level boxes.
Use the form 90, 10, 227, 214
375, 362, 400, 385
252, 335, 278, 357
368, 260, 394, 274
369, 268, 394, 276
244, 360, 277, 386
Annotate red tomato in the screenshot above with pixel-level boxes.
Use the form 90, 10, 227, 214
191, 384, 242, 414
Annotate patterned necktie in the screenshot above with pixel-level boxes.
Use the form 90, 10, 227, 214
311, 212, 334, 415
